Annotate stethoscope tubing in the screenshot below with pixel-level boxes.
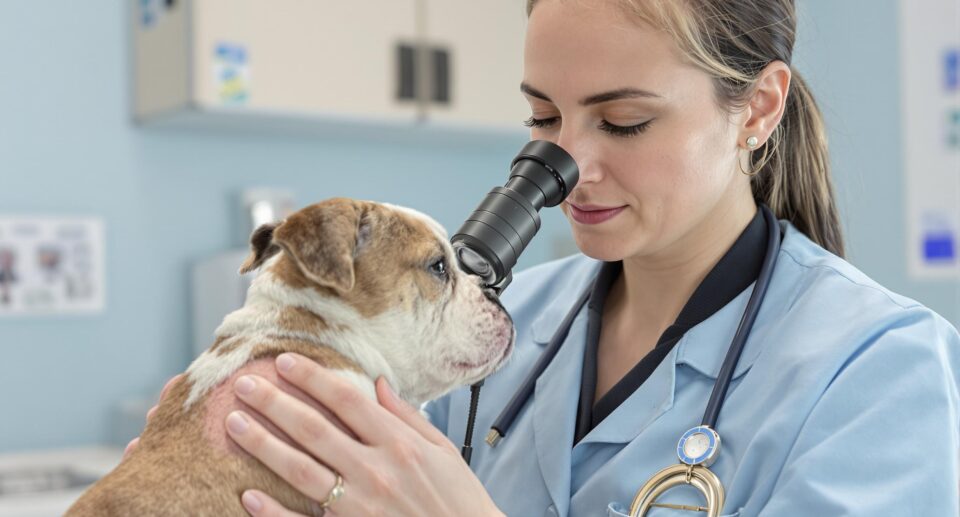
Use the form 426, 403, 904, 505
700, 205, 780, 428
488, 285, 592, 440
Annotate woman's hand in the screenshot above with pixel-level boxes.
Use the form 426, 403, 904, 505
122, 373, 184, 460
225, 353, 503, 517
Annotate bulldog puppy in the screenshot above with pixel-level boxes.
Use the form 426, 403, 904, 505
66, 198, 515, 516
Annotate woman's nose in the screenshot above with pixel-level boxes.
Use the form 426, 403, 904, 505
554, 129, 601, 185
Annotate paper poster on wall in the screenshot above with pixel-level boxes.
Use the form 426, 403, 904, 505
0, 217, 105, 316
899, 0, 960, 278
214, 42, 250, 105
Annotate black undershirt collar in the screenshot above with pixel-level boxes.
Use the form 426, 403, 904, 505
574, 209, 769, 445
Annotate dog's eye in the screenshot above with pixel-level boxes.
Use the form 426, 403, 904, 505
428, 258, 448, 279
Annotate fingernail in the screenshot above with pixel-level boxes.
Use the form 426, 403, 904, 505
242, 490, 262, 512
227, 411, 249, 434
123, 437, 139, 456
235, 375, 256, 395
276, 353, 296, 372
381, 377, 400, 403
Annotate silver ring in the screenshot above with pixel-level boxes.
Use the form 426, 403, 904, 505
319, 473, 344, 509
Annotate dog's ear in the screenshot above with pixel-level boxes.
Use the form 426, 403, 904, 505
271, 199, 371, 293
239, 222, 282, 274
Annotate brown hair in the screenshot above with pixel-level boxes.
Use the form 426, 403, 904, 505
526, 0, 845, 257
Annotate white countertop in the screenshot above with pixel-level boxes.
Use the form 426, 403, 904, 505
0, 446, 123, 517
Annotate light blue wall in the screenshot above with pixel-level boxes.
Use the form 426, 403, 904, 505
1, 1, 956, 453
795, 0, 959, 322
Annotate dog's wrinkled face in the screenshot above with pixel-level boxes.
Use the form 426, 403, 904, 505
241, 198, 515, 405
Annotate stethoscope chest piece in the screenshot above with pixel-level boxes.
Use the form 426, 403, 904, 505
678, 426, 721, 468
628, 426, 726, 516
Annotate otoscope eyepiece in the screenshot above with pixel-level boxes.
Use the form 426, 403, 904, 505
451, 141, 578, 291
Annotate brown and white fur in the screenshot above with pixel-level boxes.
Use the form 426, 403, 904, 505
66, 198, 515, 516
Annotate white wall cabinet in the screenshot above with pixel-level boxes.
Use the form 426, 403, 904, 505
133, 0, 530, 135
420, 0, 529, 129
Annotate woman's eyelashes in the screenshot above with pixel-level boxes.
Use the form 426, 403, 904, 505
598, 119, 653, 137
521, 116, 558, 130
522, 116, 653, 138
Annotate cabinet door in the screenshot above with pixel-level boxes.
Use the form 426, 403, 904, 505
192, 0, 419, 121
422, 0, 531, 131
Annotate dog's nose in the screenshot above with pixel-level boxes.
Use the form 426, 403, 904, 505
482, 288, 508, 313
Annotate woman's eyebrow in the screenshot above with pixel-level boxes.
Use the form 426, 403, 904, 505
520, 82, 661, 106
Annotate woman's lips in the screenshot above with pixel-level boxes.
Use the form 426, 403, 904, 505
567, 202, 626, 225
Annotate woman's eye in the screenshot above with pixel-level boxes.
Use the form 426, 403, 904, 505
598, 119, 653, 138
522, 116, 559, 129
428, 258, 448, 278
522, 116, 652, 138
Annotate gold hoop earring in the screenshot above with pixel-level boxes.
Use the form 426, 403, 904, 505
738, 140, 769, 177
739, 126, 783, 177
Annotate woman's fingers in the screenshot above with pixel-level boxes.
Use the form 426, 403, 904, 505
374, 377, 458, 452
273, 353, 411, 446
225, 409, 341, 504
159, 373, 184, 401
146, 373, 186, 423
146, 373, 186, 424
240, 489, 311, 517
124, 373, 186, 461
231, 374, 364, 476
121, 437, 139, 461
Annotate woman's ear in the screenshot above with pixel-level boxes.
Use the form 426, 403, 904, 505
740, 60, 792, 146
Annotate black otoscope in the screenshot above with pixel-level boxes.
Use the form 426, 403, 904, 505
450, 140, 579, 465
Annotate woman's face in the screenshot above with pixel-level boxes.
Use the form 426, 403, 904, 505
524, 0, 754, 264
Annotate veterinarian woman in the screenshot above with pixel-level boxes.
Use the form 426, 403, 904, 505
129, 0, 960, 514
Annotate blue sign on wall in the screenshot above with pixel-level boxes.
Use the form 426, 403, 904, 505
946, 48, 959, 92
923, 231, 957, 263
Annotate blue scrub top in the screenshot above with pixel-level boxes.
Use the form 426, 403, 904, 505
424, 221, 960, 517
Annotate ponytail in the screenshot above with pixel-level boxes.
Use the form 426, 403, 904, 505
753, 72, 845, 257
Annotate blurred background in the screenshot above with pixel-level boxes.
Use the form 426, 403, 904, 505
0, 0, 957, 514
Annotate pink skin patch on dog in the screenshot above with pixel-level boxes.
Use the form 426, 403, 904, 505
200, 357, 354, 458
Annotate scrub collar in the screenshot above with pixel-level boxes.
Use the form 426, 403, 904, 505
574, 208, 769, 445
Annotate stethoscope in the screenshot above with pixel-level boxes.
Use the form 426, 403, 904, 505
482, 205, 782, 517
